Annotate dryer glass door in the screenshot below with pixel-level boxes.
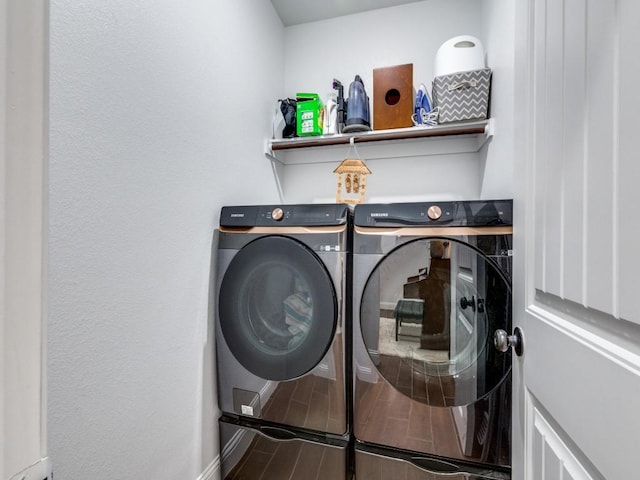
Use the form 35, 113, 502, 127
219, 235, 338, 381
360, 237, 511, 407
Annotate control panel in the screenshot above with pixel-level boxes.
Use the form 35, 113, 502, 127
354, 200, 513, 227
220, 204, 350, 227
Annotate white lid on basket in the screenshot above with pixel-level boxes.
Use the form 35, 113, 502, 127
434, 35, 485, 76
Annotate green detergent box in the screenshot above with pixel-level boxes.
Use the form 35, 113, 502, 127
296, 93, 324, 136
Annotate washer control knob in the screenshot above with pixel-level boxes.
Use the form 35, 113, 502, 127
427, 205, 442, 220
271, 208, 284, 221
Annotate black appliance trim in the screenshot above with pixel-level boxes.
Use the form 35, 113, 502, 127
354, 199, 513, 227
220, 203, 349, 228
220, 413, 350, 447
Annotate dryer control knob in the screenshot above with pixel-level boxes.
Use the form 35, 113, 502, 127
271, 208, 284, 221
427, 205, 442, 220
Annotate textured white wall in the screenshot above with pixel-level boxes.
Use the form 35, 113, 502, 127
480, 0, 515, 199
283, 0, 484, 100
47, 1, 513, 477
48, 1, 283, 479
279, 0, 513, 203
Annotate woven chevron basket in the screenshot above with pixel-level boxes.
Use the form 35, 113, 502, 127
432, 68, 492, 123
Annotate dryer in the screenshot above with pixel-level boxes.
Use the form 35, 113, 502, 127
352, 200, 512, 479
215, 204, 351, 479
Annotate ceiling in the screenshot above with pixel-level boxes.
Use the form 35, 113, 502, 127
270, 0, 425, 26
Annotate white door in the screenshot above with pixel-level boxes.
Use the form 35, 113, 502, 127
513, 0, 640, 479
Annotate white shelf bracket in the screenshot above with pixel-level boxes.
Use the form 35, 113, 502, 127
264, 138, 280, 164
264, 139, 285, 203
477, 118, 495, 150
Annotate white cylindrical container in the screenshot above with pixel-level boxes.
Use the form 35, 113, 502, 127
434, 35, 485, 76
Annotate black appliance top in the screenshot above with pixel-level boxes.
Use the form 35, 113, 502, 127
354, 200, 512, 228
220, 203, 350, 228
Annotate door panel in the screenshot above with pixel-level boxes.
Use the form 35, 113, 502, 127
617, 0, 640, 323
515, 0, 640, 478
529, 400, 599, 480
582, 0, 616, 315
559, 0, 586, 305
524, 303, 640, 479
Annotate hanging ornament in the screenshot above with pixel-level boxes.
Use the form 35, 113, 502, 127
333, 138, 371, 204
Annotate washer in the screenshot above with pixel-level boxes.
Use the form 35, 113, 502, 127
352, 200, 512, 478
215, 204, 351, 479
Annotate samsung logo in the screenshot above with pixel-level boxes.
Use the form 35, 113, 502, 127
230, 213, 245, 218
370, 212, 389, 218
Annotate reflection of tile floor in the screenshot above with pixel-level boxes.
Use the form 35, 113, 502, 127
223, 334, 348, 479
225, 431, 346, 480
223, 324, 510, 478
359, 314, 463, 457
259, 373, 346, 435
378, 316, 449, 365
356, 311, 509, 464
355, 449, 510, 480
247, 333, 346, 435
355, 354, 463, 456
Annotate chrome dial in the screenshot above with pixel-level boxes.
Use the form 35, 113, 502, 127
427, 205, 442, 220
271, 208, 284, 221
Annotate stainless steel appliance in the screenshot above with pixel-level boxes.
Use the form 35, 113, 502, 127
352, 200, 513, 479
215, 203, 351, 479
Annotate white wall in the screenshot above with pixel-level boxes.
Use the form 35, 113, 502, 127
278, 0, 513, 204
47, 1, 514, 477
48, 1, 283, 479
480, 0, 515, 199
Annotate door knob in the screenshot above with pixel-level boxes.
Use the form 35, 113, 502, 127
459, 295, 476, 312
494, 327, 524, 356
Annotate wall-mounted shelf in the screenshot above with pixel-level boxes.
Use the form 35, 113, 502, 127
266, 119, 493, 165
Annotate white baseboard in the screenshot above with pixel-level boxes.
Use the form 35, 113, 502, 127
196, 456, 220, 480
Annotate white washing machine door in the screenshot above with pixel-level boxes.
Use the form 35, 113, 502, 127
218, 235, 338, 381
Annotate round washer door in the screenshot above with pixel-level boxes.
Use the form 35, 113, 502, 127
360, 237, 511, 407
219, 235, 338, 381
